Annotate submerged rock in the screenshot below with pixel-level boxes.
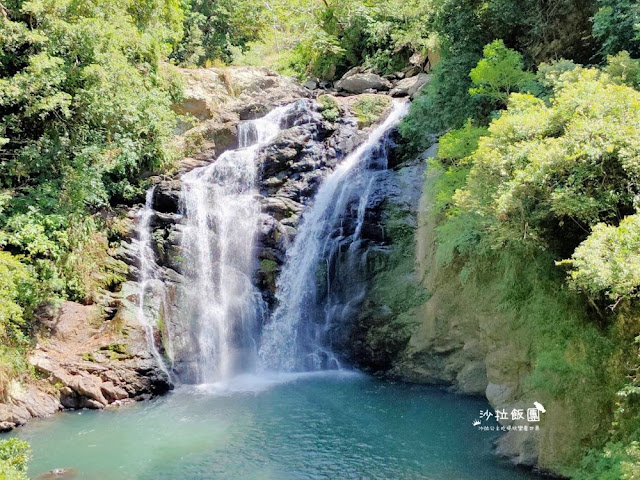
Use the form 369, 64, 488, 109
36, 468, 77, 479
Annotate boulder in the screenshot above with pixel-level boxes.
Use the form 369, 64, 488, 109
260, 196, 304, 220
409, 52, 427, 67
304, 78, 318, 90
100, 382, 129, 402
336, 73, 393, 94
389, 74, 432, 98
36, 468, 77, 479
407, 73, 432, 98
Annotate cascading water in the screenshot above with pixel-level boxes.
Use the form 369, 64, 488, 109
259, 101, 410, 372
177, 106, 291, 383
138, 100, 407, 382
136, 188, 173, 381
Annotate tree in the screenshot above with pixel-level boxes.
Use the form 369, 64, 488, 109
593, 0, 640, 58
458, 67, 640, 256
469, 40, 535, 107
172, 0, 266, 65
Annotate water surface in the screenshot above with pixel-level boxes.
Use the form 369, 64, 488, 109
13, 373, 540, 480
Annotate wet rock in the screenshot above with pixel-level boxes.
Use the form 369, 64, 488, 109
153, 180, 182, 214
261, 196, 304, 220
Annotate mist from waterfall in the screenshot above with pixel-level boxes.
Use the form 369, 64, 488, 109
178, 106, 290, 383
259, 101, 410, 372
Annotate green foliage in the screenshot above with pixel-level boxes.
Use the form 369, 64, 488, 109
605, 51, 640, 89
317, 95, 341, 123
437, 120, 488, 164
1, 0, 182, 204
0, 438, 30, 480
0, 0, 182, 305
577, 442, 640, 480
535, 59, 580, 98
415, 60, 640, 474
562, 214, 640, 305
469, 40, 536, 107
0, 252, 36, 345
399, 52, 488, 154
351, 95, 391, 128
237, 0, 435, 79
458, 68, 640, 255
0, 0, 184, 395
172, 0, 266, 66
593, 0, 640, 58
430, 0, 597, 64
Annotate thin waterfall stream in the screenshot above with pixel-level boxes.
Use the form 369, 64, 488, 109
136, 187, 174, 382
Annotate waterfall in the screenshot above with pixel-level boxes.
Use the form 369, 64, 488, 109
136, 188, 173, 381
259, 101, 410, 372
178, 106, 291, 383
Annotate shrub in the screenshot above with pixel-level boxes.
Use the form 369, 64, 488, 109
561, 214, 640, 306
0, 438, 30, 480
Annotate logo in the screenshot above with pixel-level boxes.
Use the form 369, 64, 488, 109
473, 402, 546, 432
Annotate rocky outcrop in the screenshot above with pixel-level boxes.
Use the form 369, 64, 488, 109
175, 66, 308, 121
174, 66, 309, 158
0, 301, 171, 431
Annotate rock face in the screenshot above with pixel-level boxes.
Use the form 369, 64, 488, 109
0, 301, 171, 431
175, 66, 308, 121
349, 143, 586, 475
174, 66, 309, 158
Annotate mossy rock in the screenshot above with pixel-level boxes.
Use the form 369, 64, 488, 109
317, 94, 342, 122
351, 95, 392, 128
